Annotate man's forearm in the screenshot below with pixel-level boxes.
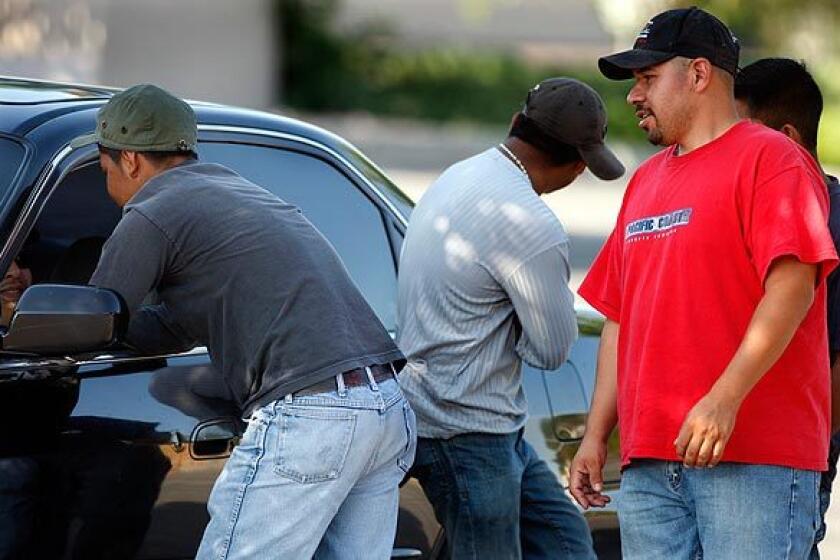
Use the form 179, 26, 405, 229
708, 258, 817, 407
126, 305, 196, 355
508, 244, 578, 370
585, 319, 619, 442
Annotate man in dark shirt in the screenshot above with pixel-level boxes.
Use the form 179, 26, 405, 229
72, 84, 415, 559
735, 57, 840, 559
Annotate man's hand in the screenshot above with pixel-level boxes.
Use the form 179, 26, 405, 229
570, 437, 611, 509
674, 393, 739, 468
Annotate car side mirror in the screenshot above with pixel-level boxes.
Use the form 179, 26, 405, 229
1, 284, 127, 354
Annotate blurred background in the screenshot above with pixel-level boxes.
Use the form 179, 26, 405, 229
2, 0, 839, 161
3, 0, 840, 555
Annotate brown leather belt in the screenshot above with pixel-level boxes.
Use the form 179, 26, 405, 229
295, 363, 398, 396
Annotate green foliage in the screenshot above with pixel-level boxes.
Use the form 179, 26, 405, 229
276, 0, 640, 141
276, 0, 840, 162
663, 0, 840, 52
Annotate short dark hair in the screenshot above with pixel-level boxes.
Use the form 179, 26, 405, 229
99, 145, 198, 164
734, 58, 823, 153
508, 114, 582, 166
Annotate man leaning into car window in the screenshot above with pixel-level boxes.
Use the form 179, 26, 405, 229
74, 84, 415, 560
397, 78, 624, 559
572, 8, 838, 559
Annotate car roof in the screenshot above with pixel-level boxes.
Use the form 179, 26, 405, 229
0, 76, 354, 157
0, 76, 116, 103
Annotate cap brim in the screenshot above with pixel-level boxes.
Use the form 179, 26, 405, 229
598, 49, 676, 80
69, 132, 98, 149
579, 142, 625, 181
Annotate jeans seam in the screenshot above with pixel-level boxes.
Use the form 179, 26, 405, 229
815, 472, 822, 533
519, 440, 579, 558
217, 417, 270, 560
786, 468, 798, 560
521, 493, 574, 557
438, 439, 479, 559
397, 401, 415, 473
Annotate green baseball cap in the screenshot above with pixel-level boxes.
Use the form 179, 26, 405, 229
71, 83, 197, 152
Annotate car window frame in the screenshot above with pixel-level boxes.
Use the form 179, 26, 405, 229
0, 125, 409, 370
197, 136, 403, 273
197, 125, 409, 267
0, 132, 32, 219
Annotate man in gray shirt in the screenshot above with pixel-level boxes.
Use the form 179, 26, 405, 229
74, 84, 415, 559
397, 78, 624, 559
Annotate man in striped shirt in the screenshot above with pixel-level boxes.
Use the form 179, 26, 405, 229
397, 78, 624, 559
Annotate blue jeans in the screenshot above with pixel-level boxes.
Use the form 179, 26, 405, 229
196, 375, 416, 560
811, 434, 840, 559
412, 431, 595, 559
619, 460, 820, 560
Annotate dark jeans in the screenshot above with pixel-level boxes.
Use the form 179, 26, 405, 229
0, 457, 39, 560
411, 431, 595, 560
811, 433, 840, 559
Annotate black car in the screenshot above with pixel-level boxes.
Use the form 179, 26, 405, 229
0, 77, 620, 559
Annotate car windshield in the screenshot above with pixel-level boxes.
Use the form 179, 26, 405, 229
0, 137, 24, 194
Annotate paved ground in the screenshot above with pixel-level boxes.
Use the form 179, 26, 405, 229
300, 111, 840, 557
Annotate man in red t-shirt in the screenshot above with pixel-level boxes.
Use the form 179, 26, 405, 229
570, 8, 839, 559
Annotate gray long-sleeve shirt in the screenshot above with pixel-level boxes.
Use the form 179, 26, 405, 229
396, 148, 577, 438
91, 160, 403, 416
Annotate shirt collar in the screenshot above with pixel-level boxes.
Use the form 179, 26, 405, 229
123, 159, 200, 212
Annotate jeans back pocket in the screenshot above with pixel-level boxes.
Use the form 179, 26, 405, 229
274, 407, 356, 484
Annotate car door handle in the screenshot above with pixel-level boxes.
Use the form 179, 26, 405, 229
391, 549, 423, 558
190, 418, 241, 459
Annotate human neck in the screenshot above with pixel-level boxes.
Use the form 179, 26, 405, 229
500, 138, 550, 194
675, 98, 740, 155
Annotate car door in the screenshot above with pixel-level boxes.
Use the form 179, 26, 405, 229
0, 130, 441, 558
0, 144, 236, 560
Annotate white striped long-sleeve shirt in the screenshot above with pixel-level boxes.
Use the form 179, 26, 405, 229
396, 148, 578, 438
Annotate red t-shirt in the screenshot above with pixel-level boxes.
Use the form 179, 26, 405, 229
579, 121, 838, 471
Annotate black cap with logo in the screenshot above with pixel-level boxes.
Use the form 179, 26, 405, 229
522, 77, 625, 180
598, 6, 739, 81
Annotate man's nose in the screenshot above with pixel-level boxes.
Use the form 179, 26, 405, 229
626, 83, 643, 106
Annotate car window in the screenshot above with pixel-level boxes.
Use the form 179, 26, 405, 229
343, 150, 413, 219
198, 142, 398, 332
0, 137, 25, 194
26, 162, 119, 285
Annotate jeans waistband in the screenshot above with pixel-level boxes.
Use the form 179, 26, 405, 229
294, 362, 398, 397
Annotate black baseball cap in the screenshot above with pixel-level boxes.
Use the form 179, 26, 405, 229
598, 7, 739, 81
523, 77, 624, 180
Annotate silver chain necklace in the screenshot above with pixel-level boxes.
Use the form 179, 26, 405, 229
498, 143, 529, 179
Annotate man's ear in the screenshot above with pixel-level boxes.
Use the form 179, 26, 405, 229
780, 124, 803, 146
574, 160, 586, 176
121, 150, 142, 179
509, 112, 522, 131
690, 58, 714, 92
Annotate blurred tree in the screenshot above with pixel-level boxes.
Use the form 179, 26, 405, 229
599, 0, 840, 60
669, 0, 838, 56
276, 0, 345, 109
274, 0, 638, 135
